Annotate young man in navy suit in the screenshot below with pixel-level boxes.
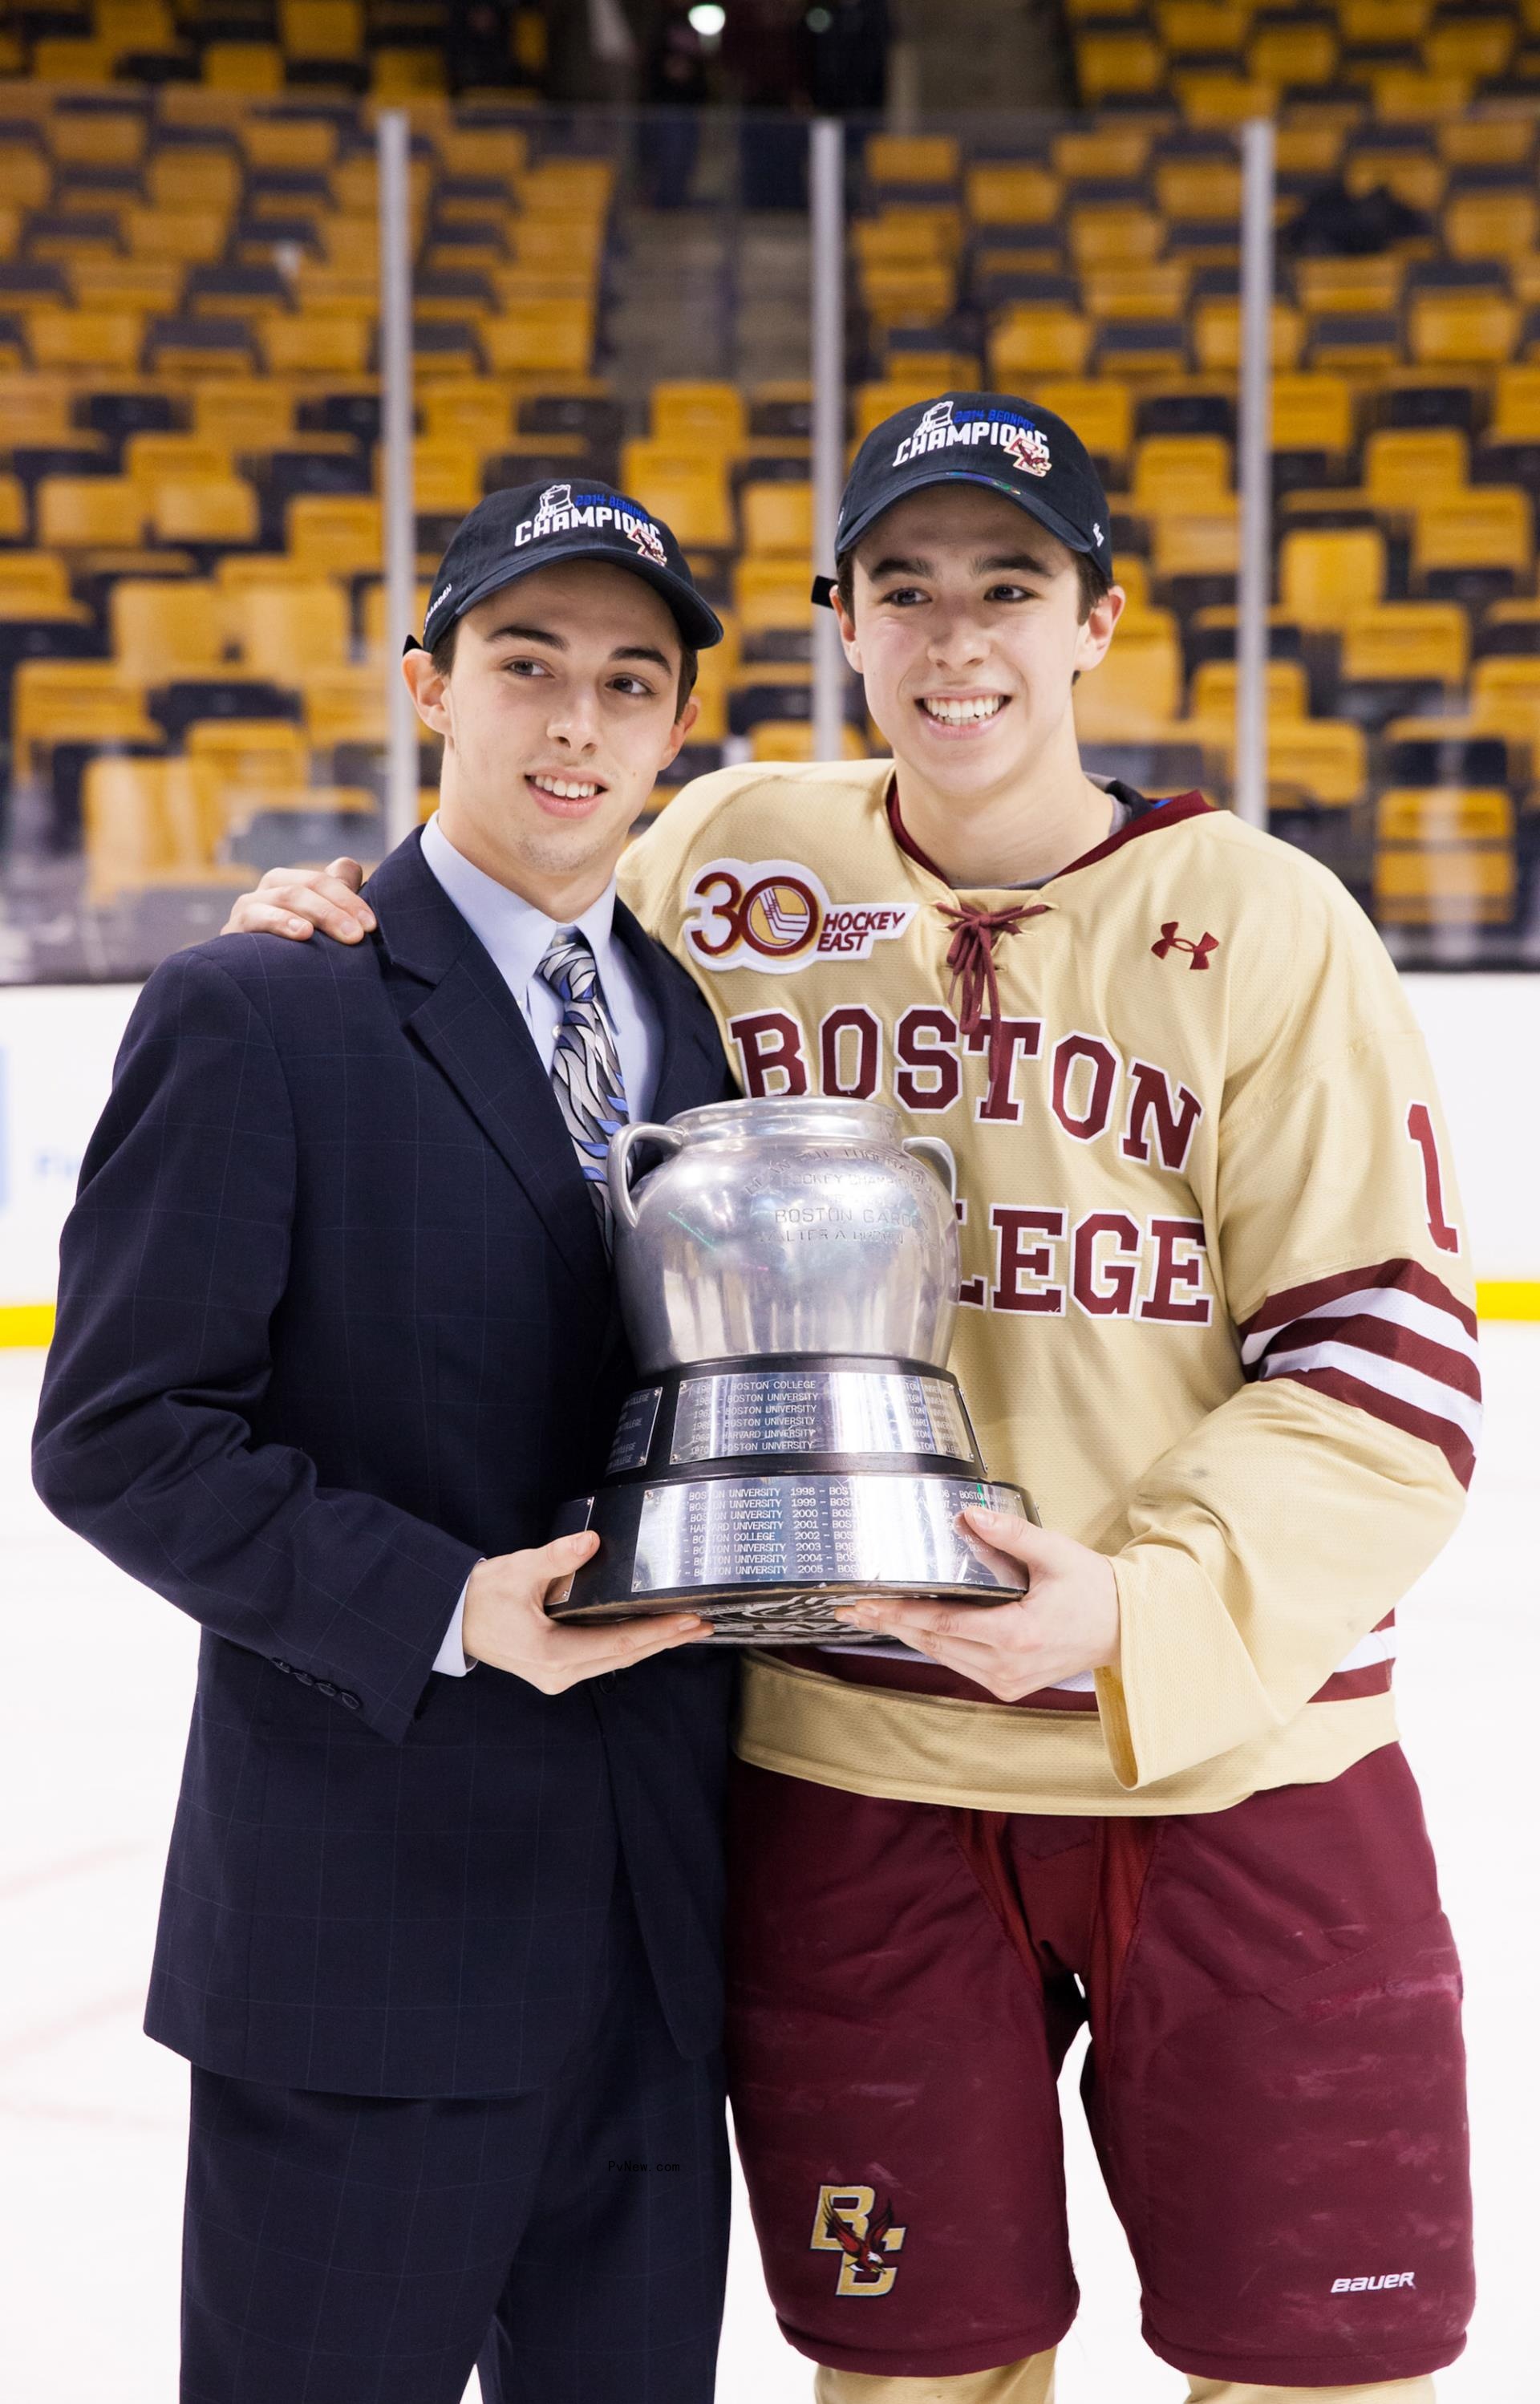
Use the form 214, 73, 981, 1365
34, 486, 739, 2404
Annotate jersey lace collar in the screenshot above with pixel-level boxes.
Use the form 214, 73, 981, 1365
886, 780, 1214, 891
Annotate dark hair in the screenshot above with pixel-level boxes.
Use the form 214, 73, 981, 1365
835, 545, 1111, 622
429, 615, 699, 719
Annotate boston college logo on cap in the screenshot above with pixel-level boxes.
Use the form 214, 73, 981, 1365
893, 399, 1052, 478
513, 485, 672, 560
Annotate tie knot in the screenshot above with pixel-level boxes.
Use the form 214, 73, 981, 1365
537, 927, 596, 1002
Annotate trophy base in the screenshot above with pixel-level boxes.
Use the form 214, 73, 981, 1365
549, 1470, 1035, 1644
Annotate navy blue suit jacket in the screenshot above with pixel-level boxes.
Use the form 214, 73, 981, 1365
33, 830, 737, 2098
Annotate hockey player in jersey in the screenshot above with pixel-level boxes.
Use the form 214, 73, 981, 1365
222, 394, 1477, 2404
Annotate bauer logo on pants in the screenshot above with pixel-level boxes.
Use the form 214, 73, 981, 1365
683, 859, 917, 974
809, 2185, 907, 2297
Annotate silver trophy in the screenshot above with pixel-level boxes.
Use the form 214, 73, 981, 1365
549, 1097, 1037, 1643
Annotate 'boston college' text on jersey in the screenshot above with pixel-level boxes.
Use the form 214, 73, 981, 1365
620, 764, 1477, 1816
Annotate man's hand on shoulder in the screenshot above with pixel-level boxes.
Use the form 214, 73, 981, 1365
464, 1533, 714, 1694
221, 857, 375, 947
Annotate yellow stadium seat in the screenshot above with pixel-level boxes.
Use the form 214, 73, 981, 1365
734, 559, 813, 632
634, 462, 734, 551
125, 207, 229, 265
1195, 296, 1307, 375
965, 165, 1061, 228
1068, 208, 1165, 270
372, 48, 448, 98
867, 134, 958, 189
1374, 788, 1514, 926
1348, 144, 1448, 209
70, 260, 183, 314
242, 117, 338, 172
1343, 0, 1431, 36
38, 477, 144, 549
1424, 17, 1515, 78
1132, 434, 1232, 512
409, 439, 480, 514
34, 39, 116, 79
27, 309, 142, 375
14, 662, 154, 777
125, 434, 232, 495
1084, 263, 1189, 322
202, 43, 286, 92
1157, 0, 1251, 55
1151, 508, 1240, 580
1279, 528, 1388, 626
417, 380, 513, 449
111, 578, 225, 680
0, 148, 49, 213
1296, 257, 1404, 317
1077, 31, 1165, 101
1023, 380, 1133, 470
1271, 372, 1356, 455
650, 382, 747, 455
194, 381, 298, 448
261, 315, 372, 377
1470, 655, 1540, 741
1266, 720, 1368, 809
1340, 603, 1470, 687
1408, 292, 1519, 367
85, 756, 253, 907
184, 718, 311, 807
233, 581, 351, 679
148, 150, 243, 213
0, 552, 72, 614
0, 472, 25, 541
278, 0, 362, 56
1371, 68, 1471, 120
305, 667, 387, 747
323, 217, 383, 274
150, 477, 259, 547
1175, 71, 1279, 124
1363, 428, 1469, 509
1250, 20, 1338, 80
1445, 190, 1539, 261
1415, 489, 1532, 586
288, 496, 382, 574
95, 0, 174, 51
1275, 124, 1348, 177
989, 308, 1093, 381
1189, 658, 1311, 720
0, 374, 75, 445
1072, 618, 1184, 736
481, 306, 594, 379
849, 379, 942, 444
440, 127, 529, 185
1153, 160, 1243, 221
1052, 126, 1152, 180
741, 482, 813, 559
1437, 117, 1535, 168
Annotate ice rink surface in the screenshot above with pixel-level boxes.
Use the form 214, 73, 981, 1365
2, 1334, 1534, 2404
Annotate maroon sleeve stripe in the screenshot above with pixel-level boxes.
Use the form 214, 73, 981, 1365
1277, 1364, 1477, 1490
1250, 1308, 1483, 1402
1241, 1258, 1477, 1344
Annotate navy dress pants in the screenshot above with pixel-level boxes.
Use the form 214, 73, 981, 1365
180, 1883, 729, 2404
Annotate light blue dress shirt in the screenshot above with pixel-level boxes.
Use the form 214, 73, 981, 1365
420, 809, 661, 1673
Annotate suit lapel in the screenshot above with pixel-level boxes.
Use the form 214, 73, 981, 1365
614, 898, 728, 1125
367, 833, 607, 1290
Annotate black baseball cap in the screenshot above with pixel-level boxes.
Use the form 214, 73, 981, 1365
814, 391, 1114, 604
407, 479, 725, 655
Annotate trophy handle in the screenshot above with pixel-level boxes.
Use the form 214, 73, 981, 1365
607, 1121, 687, 1232
902, 1134, 957, 1204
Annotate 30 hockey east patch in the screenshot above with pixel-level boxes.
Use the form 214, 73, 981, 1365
683, 858, 917, 973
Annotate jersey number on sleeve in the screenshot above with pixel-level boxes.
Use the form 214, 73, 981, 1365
1406, 1101, 1461, 1255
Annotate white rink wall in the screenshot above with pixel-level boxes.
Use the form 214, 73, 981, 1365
2, 972, 1538, 1313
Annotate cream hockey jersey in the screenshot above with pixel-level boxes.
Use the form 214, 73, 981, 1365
619, 762, 1479, 1815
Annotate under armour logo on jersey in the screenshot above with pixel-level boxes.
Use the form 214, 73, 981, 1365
1152, 921, 1220, 970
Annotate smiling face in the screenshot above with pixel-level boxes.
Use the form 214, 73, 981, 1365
834, 484, 1123, 820
402, 557, 697, 916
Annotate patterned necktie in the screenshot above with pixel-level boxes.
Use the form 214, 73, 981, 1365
537, 926, 630, 1252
